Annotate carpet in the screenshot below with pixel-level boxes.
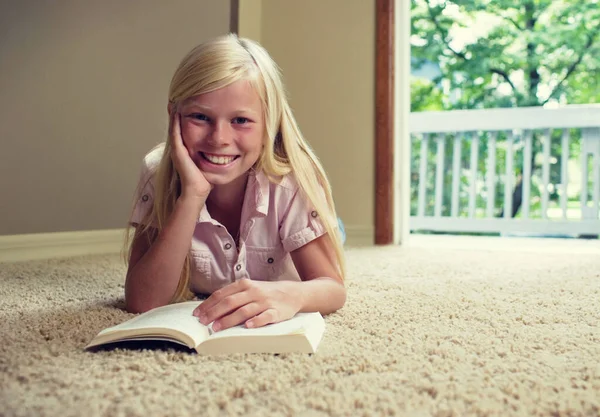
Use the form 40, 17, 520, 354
1, 235, 599, 417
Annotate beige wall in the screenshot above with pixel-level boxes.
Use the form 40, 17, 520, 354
240, 0, 375, 245
0, 0, 230, 235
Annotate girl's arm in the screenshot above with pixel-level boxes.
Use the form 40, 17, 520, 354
289, 234, 346, 314
124, 196, 204, 313
126, 111, 211, 313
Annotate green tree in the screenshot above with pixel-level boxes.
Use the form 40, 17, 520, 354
410, 0, 600, 219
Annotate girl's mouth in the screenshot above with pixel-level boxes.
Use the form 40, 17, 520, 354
200, 152, 240, 166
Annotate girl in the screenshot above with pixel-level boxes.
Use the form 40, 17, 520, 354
124, 34, 346, 332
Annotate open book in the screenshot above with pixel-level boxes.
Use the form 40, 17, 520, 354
85, 301, 325, 355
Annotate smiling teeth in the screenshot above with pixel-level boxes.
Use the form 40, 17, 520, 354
203, 153, 236, 165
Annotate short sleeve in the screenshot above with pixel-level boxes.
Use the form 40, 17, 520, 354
129, 146, 163, 227
279, 187, 327, 253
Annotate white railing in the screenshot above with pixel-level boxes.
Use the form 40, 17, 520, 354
409, 104, 600, 235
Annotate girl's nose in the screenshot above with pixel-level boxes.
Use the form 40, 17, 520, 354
207, 121, 230, 146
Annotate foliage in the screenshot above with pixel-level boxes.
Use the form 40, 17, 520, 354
411, 0, 600, 110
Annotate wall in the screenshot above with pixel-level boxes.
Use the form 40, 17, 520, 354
239, 0, 376, 245
0, 0, 231, 235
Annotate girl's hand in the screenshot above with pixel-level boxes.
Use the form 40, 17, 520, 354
169, 111, 212, 202
192, 280, 302, 331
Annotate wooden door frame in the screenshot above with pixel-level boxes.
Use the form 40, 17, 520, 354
375, 0, 395, 244
376, 0, 410, 245
230, 0, 239, 33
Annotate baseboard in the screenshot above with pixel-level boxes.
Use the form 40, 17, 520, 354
0, 223, 375, 263
0, 229, 128, 263
344, 225, 374, 247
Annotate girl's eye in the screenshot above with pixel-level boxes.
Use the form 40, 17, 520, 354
232, 117, 250, 125
190, 113, 210, 122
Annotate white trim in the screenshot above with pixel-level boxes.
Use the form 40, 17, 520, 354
409, 233, 600, 254
410, 104, 600, 133
410, 217, 600, 235
394, 0, 411, 246
0, 229, 127, 263
344, 225, 374, 247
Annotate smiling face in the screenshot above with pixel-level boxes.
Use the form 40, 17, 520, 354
178, 79, 265, 187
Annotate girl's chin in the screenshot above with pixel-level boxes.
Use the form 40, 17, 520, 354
201, 171, 248, 186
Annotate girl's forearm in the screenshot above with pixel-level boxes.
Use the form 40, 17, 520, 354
125, 197, 203, 313
294, 278, 347, 315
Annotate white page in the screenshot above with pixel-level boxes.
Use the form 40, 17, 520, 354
99, 301, 207, 341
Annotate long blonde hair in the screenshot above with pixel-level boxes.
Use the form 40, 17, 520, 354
124, 34, 346, 303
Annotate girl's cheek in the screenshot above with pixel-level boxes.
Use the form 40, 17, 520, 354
182, 121, 207, 138
180, 132, 197, 152
180, 123, 198, 145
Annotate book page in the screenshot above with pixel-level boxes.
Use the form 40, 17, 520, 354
206, 312, 321, 340
98, 301, 209, 346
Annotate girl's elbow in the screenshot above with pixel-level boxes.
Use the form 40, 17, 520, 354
124, 288, 163, 314
338, 284, 347, 309
329, 281, 347, 313
125, 297, 151, 315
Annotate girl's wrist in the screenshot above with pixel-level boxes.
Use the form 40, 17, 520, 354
177, 193, 206, 214
281, 281, 307, 312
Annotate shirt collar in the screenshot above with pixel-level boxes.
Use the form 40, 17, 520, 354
251, 169, 270, 217
197, 169, 270, 224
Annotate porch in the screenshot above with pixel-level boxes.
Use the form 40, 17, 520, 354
408, 104, 600, 238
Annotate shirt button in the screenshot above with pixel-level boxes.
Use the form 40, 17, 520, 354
267, 257, 274, 264
235, 264, 242, 271
224, 243, 232, 250
141, 194, 149, 202
311, 210, 318, 218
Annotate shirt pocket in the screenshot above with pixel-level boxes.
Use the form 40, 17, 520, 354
189, 249, 213, 293
245, 246, 284, 281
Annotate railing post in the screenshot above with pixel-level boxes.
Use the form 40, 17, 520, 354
580, 127, 600, 223
560, 129, 570, 219
521, 130, 533, 219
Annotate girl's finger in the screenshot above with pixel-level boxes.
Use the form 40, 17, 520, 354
213, 302, 262, 331
194, 286, 252, 324
170, 112, 182, 150
168, 110, 175, 143
173, 113, 183, 146
194, 279, 250, 316
244, 308, 279, 329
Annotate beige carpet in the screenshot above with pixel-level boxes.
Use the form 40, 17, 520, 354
1, 235, 600, 417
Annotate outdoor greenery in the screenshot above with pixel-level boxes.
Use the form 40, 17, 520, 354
409, 0, 600, 221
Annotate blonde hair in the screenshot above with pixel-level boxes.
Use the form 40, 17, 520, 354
124, 34, 346, 303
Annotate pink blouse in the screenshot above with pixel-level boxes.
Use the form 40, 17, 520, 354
130, 147, 327, 294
